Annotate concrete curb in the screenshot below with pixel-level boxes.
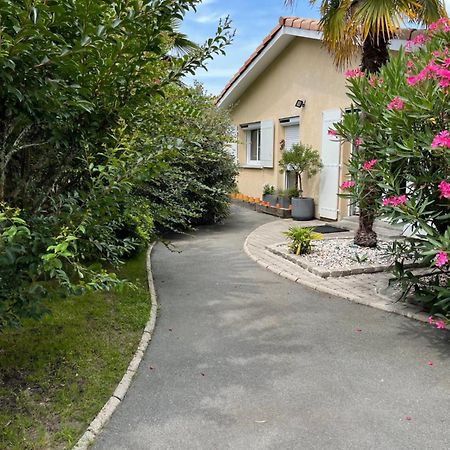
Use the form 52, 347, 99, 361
243, 231, 430, 326
73, 243, 159, 450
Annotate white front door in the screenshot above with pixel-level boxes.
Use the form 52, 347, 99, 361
319, 110, 341, 220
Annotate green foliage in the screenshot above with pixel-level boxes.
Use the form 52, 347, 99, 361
0, 1, 236, 327
279, 143, 322, 197
263, 184, 275, 195
336, 22, 450, 316
287, 187, 300, 198
284, 226, 323, 256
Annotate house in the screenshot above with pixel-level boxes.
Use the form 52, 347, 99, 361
217, 17, 419, 220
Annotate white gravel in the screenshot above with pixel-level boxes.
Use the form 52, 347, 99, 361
299, 238, 393, 270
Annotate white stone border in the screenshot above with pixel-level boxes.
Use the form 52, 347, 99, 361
244, 232, 431, 325
73, 243, 158, 449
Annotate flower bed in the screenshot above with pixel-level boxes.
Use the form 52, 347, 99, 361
268, 237, 415, 278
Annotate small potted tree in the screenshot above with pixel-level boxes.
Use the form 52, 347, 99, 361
279, 143, 322, 220
262, 184, 277, 206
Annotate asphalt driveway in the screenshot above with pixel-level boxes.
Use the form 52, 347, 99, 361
93, 206, 450, 450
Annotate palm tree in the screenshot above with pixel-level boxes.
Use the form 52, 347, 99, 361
285, 0, 446, 247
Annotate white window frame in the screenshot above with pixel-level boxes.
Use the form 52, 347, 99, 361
242, 122, 262, 166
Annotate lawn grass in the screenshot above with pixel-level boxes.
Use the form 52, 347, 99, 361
0, 251, 151, 450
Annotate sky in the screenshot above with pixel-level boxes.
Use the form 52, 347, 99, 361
182, 0, 450, 95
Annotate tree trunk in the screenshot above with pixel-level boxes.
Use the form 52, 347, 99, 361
354, 208, 377, 247
297, 172, 303, 198
354, 33, 390, 247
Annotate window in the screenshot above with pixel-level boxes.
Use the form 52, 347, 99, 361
240, 120, 273, 168
247, 128, 261, 163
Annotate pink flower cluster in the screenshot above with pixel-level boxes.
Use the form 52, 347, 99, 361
344, 68, 364, 79
368, 76, 383, 87
431, 130, 450, 149
362, 159, 377, 170
405, 33, 428, 49
387, 96, 404, 110
407, 59, 450, 88
435, 250, 448, 268
354, 137, 363, 147
340, 180, 355, 190
428, 17, 450, 33
382, 195, 406, 207
428, 315, 446, 330
327, 129, 337, 137
438, 180, 450, 199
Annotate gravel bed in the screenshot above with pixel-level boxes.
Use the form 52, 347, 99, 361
298, 237, 393, 271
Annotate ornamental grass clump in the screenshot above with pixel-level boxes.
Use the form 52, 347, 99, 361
335, 18, 450, 318
284, 226, 323, 256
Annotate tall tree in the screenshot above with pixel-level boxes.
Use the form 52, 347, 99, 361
285, 0, 446, 246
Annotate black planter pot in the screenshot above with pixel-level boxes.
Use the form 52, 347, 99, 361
291, 197, 315, 220
277, 195, 291, 209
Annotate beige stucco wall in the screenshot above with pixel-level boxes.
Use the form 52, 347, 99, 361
230, 37, 355, 219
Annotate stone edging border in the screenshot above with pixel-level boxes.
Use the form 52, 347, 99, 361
243, 232, 431, 326
73, 243, 158, 450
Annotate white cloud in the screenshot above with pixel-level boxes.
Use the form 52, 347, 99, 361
193, 11, 226, 24
445, 0, 450, 13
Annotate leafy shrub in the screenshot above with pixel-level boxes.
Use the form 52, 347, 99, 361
0, 1, 235, 327
336, 18, 450, 316
263, 184, 275, 195
284, 226, 323, 256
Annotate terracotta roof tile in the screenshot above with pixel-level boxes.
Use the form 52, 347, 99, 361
217, 16, 422, 104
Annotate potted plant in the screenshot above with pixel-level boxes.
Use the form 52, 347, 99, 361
276, 189, 291, 209
262, 184, 277, 206
279, 143, 322, 220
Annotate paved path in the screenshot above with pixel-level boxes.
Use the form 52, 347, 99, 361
94, 206, 450, 450
244, 217, 430, 323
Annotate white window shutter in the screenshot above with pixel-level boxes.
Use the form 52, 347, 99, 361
284, 124, 299, 150
260, 120, 274, 168
225, 125, 238, 162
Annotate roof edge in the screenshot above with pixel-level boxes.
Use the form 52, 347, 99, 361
216, 16, 425, 106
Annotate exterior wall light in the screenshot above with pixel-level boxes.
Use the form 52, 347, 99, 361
295, 99, 306, 108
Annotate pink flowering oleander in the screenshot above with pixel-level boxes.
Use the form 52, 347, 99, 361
340, 180, 355, 190
368, 76, 383, 87
435, 320, 446, 329
328, 129, 337, 136
435, 250, 448, 268
431, 130, 450, 148
382, 195, 407, 207
428, 315, 434, 325
354, 137, 363, 147
387, 97, 404, 110
405, 33, 427, 49
407, 58, 450, 88
362, 159, 377, 170
344, 68, 364, 79
428, 17, 450, 33
438, 180, 450, 199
